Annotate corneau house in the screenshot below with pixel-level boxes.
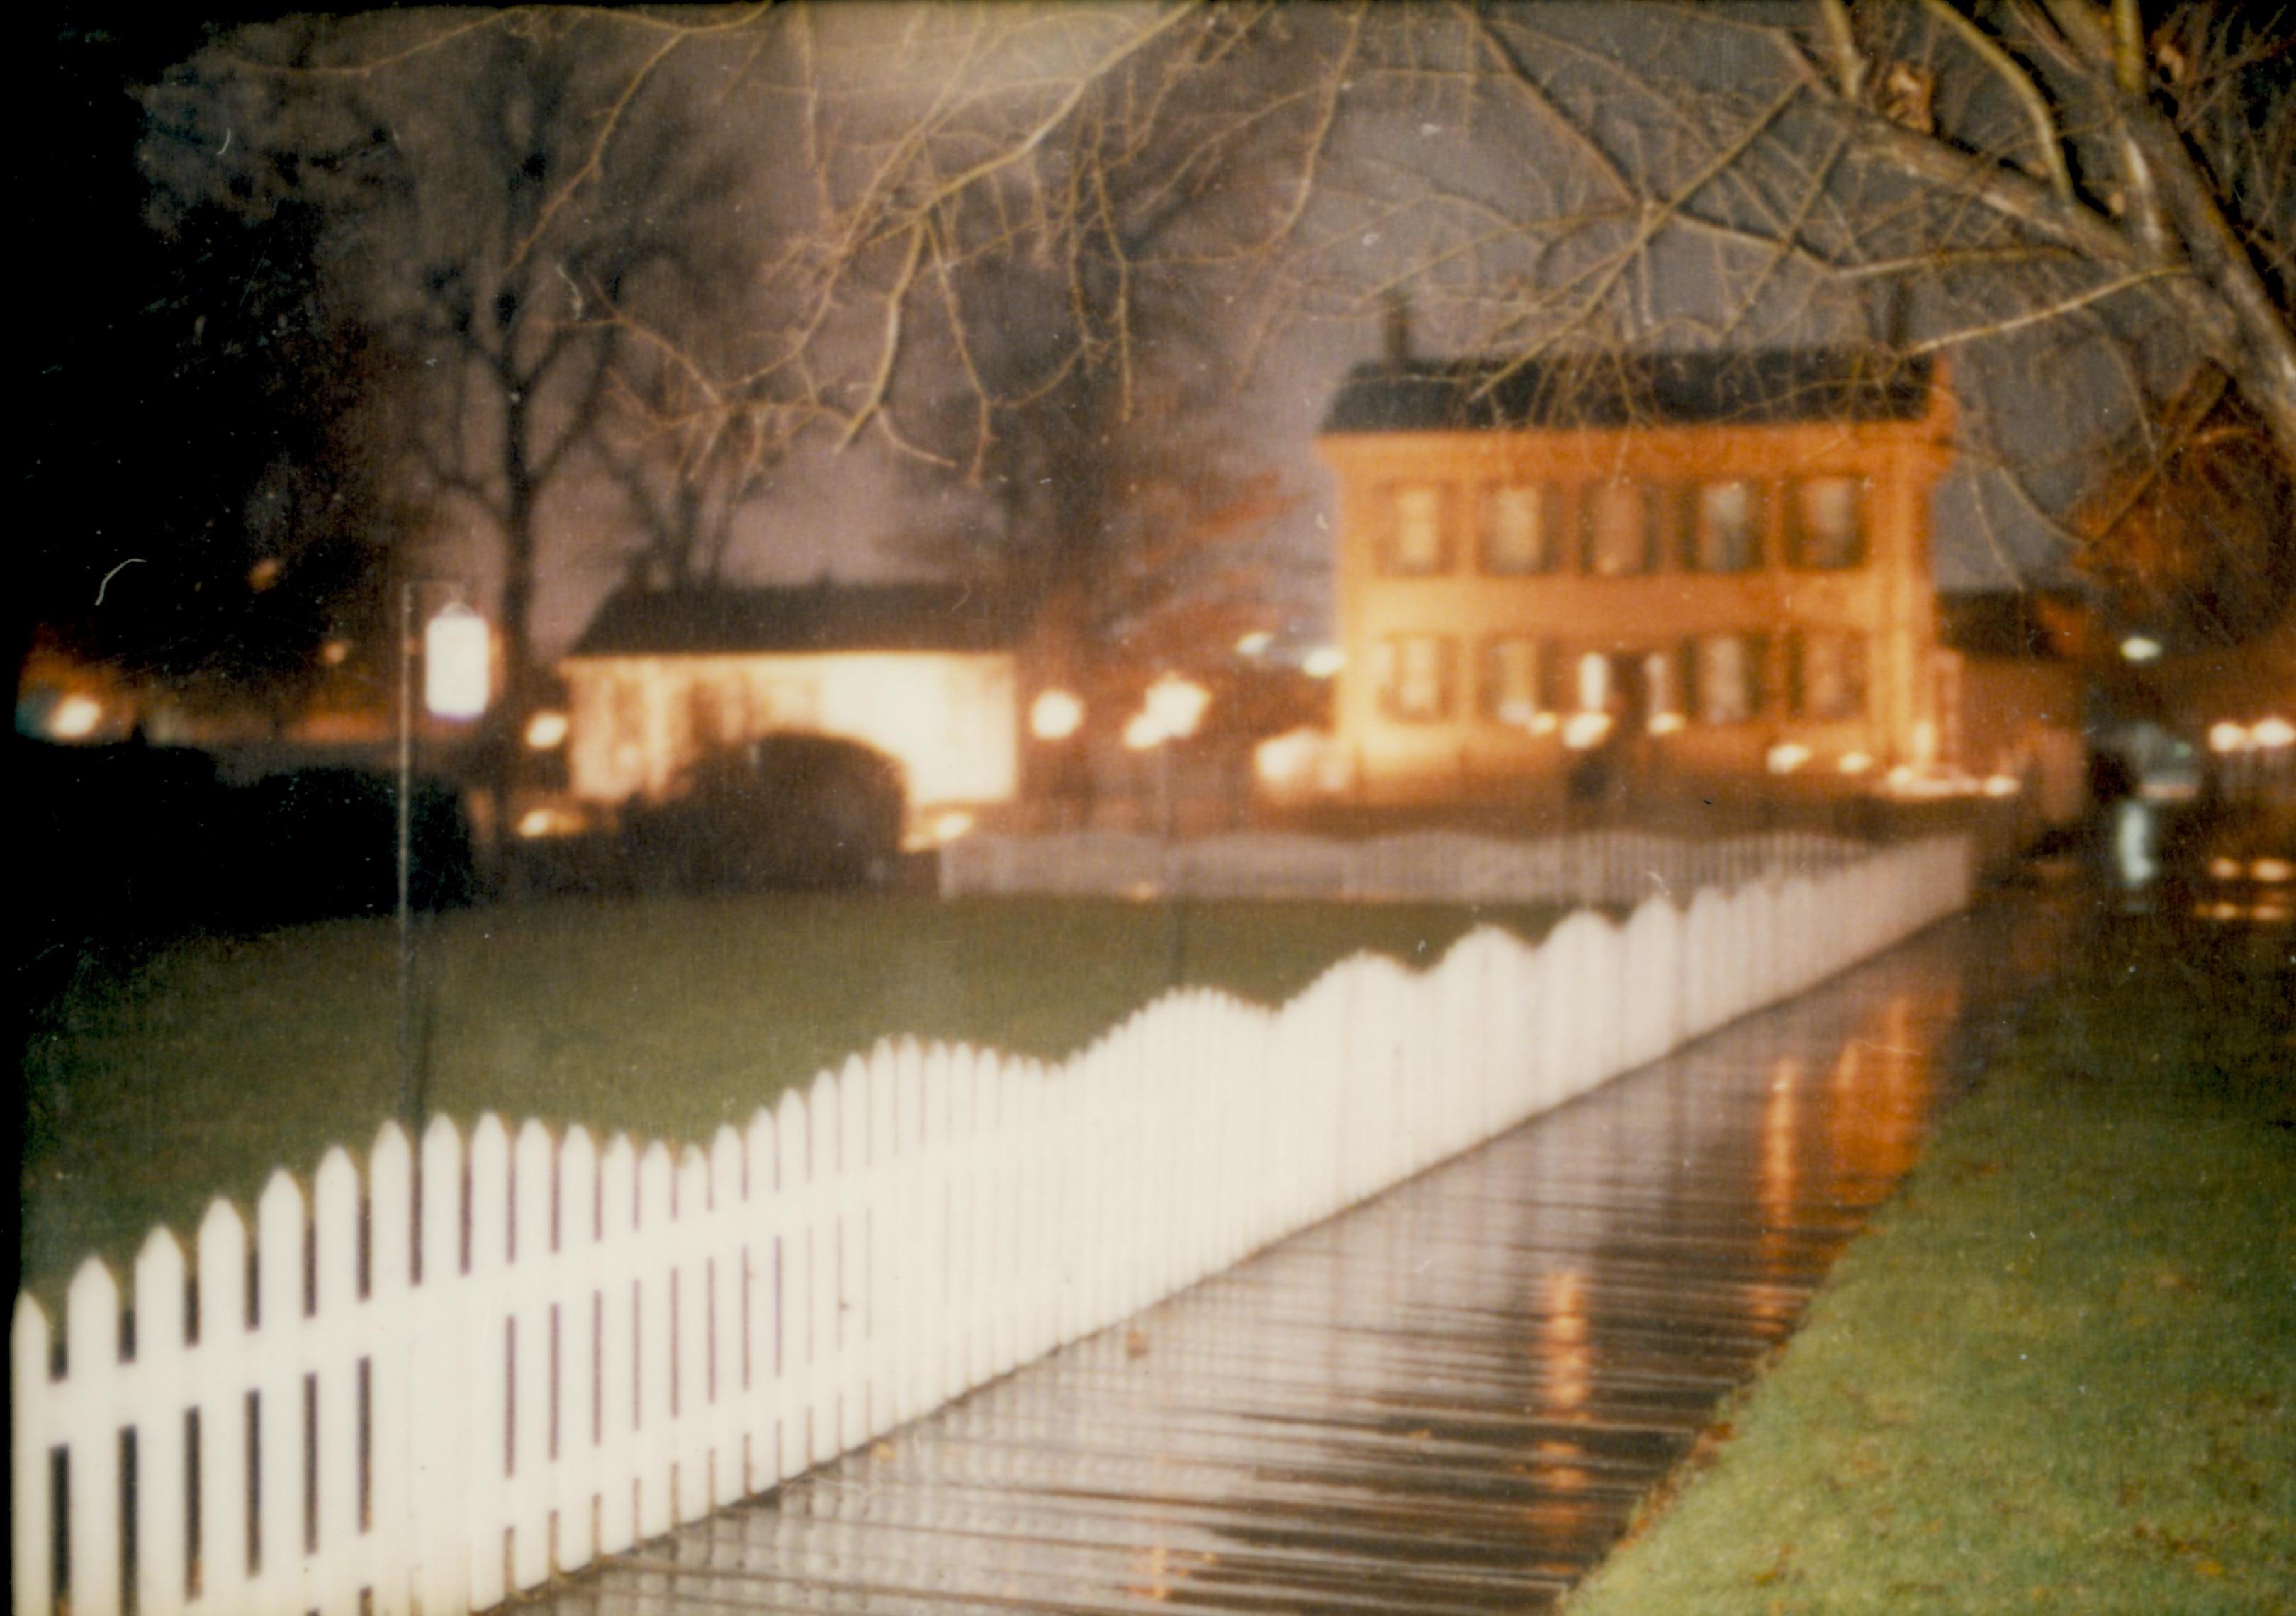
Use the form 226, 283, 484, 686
1317, 342, 1959, 804
560, 582, 1022, 819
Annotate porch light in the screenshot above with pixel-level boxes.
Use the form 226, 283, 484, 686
1234, 630, 1273, 657
524, 709, 569, 750
1029, 688, 1085, 742
1765, 742, 1810, 775
1561, 712, 1612, 751
1648, 712, 1686, 736
2251, 716, 2292, 750
1982, 773, 2021, 797
1838, 751, 1872, 775
2254, 858, 2292, 885
1302, 646, 1345, 679
2207, 722, 2250, 754
2119, 636, 2162, 663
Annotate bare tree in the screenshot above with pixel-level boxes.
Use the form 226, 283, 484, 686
142, 8, 767, 724
713, 2, 2291, 629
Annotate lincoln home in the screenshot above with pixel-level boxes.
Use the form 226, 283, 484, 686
1317, 347, 1959, 802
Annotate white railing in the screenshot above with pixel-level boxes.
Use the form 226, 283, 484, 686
939, 826, 1869, 906
12, 837, 1971, 1616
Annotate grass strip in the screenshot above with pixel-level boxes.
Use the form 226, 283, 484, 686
21, 892, 1558, 1306
1564, 915, 2296, 1615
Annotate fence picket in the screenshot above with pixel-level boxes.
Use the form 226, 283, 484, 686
129, 1228, 191, 1616
310, 1148, 363, 1615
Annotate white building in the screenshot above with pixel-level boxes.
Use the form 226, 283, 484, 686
560, 583, 1022, 814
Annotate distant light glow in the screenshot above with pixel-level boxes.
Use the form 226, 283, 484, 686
248, 557, 282, 592
2208, 857, 2244, 881
1029, 688, 1084, 742
320, 638, 351, 667
2255, 901, 2292, 924
1122, 711, 1164, 751
424, 603, 490, 719
2207, 721, 2250, 754
1561, 712, 1612, 751
1766, 742, 1811, 775
931, 809, 975, 843
1530, 711, 1560, 736
2119, 635, 2162, 663
524, 709, 570, 750
1648, 712, 1686, 736
1234, 630, 1273, 657
2251, 716, 2293, 750
2253, 858, 2292, 885
517, 807, 584, 839
1838, 751, 1872, 775
50, 694, 103, 740
1886, 764, 1917, 790
2113, 799, 2156, 887
1982, 773, 2021, 797
1302, 646, 1345, 679
1141, 675, 1210, 744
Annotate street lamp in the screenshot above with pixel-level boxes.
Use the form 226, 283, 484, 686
1125, 674, 1210, 983
398, 583, 488, 1128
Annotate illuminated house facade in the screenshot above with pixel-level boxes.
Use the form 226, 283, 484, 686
561, 583, 1020, 813
1317, 347, 1957, 801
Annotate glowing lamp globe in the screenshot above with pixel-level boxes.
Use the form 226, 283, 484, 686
424, 602, 491, 719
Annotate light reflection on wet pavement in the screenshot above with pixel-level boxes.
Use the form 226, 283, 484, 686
521, 898, 2068, 1614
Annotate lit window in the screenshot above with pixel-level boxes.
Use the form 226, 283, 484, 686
1480, 485, 1554, 574
1375, 634, 1456, 722
1694, 635, 1762, 724
1792, 632, 1867, 719
1643, 649, 1682, 730
1582, 481, 1655, 575
1691, 481, 1762, 572
1790, 478, 1864, 568
1383, 485, 1451, 575
1575, 650, 1611, 713
1480, 636, 1553, 727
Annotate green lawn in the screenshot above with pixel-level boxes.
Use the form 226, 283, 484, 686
1564, 914, 2296, 1615
21, 892, 1558, 1304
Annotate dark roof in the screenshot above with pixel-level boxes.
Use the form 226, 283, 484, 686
569, 583, 1020, 658
1322, 347, 1936, 434
1936, 590, 2081, 659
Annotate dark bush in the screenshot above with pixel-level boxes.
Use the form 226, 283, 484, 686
619, 733, 906, 892
225, 766, 473, 925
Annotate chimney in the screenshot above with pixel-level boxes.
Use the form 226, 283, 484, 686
1381, 289, 1413, 369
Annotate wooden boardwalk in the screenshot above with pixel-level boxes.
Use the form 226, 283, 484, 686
517, 899, 2059, 1615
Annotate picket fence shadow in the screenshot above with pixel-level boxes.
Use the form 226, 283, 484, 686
940, 825, 1868, 906
13, 837, 1972, 1616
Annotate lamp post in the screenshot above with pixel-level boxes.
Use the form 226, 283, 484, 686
1125, 674, 1211, 984
398, 584, 489, 1129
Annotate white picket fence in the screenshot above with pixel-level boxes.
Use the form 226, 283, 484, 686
939, 826, 1867, 906
13, 836, 1971, 1616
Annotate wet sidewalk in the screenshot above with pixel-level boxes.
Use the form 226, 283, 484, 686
520, 897, 2065, 1615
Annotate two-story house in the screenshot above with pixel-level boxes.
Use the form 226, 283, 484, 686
1317, 344, 1957, 802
